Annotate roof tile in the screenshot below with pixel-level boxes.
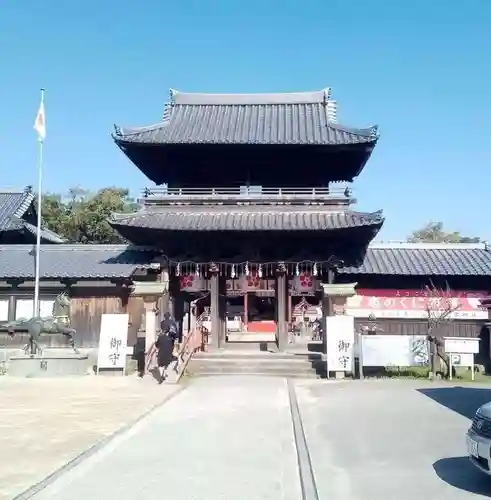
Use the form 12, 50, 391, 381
341, 244, 491, 276
0, 243, 489, 279
114, 89, 377, 146
0, 245, 158, 279
0, 189, 65, 243
115, 104, 377, 146
0, 190, 34, 230
110, 208, 384, 231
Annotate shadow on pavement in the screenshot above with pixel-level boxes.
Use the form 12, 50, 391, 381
434, 456, 491, 496
417, 386, 491, 420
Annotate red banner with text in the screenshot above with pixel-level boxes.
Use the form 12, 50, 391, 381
346, 289, 488, 320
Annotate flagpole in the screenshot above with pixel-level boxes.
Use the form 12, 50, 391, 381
33, 88, 45, 317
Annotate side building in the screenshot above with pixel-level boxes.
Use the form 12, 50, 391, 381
0, 242, 490, 361
0, 244, 160, 351
0, 187, 65, 244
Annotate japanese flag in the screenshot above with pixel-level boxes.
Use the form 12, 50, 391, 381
33, 94, 46, 141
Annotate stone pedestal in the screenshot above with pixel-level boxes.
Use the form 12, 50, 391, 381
131, 282, 168, 351
321, 283, 357, 379
8, 354, 89, 377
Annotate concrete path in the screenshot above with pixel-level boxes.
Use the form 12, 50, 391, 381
13, 377, 491, 500
0, 376, 180, 500
295, 379, 491, 499
30, 377, 302, 500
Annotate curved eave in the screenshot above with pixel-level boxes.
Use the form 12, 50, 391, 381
109, 209, 384, 232
112, 124, 378, 147
22, 221, 66, 243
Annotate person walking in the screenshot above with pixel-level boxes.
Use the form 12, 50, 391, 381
154, 329, 174, 383
132, 331, 146, 378
160, 312, 179, 346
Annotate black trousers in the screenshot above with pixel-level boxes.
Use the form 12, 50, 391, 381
136, 353, 145, 376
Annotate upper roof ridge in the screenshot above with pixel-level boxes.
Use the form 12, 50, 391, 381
0, 186, 32, 195
169, 88, 332, 106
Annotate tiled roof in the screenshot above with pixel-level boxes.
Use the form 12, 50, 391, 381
0, 243, 490, 279
0, 188, 65, 243
0, 189, 34, 230
0, 245, 159, 279
22, 222, 66, 244
110, 208, 385, 231
341, 243, 491, 276
113, 89, 378, 146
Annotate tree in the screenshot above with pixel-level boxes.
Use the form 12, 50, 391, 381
407, 221, 481, 243
41, 187, 138, 243
424, 281, 460, 380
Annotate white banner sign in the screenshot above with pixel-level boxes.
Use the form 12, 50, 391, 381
0, 300, 8, 322
444, 337, 480, 355
361, 335, 429, 367
15, 299, 54, 320
97, 314, 129, 371
326, 315, 355, 372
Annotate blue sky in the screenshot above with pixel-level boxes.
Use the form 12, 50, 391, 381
1, 0, 490, 240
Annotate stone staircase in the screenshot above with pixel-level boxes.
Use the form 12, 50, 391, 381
186, 343, 325, 378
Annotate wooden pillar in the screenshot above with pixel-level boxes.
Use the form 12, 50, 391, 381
276, 265, 288, 351
158, 263, 170, 320
244, 293, 248, 330
219, 276, 227, 346
323, 268, 335, 353
167, 275, 179, 319
210, 264, 224, 349
174, 289, 185, 343
8, 295, 16, 322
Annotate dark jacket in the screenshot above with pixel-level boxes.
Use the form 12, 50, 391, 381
132, 337, 146, 359
161, 318, 179, 341
155, 333, 174, 367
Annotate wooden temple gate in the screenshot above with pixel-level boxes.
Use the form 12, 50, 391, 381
110, 88, 384, 353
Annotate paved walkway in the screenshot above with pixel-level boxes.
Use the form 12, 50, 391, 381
30, 377, 301, 500
0, 376, 180, 500
295, 379, 491, 499
9, 377, 489, 500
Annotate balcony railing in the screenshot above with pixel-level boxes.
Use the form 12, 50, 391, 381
140, 186, 355, 205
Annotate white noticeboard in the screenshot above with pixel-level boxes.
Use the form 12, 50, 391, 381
326, 315, 355, 373
96, 313, 130, 374
15, 299, 54, 320
361, 335, 429, 368
444, 337, 480, 355
0, 300, 8, 322
449, 353, 474, 368
444, 337, 480, 381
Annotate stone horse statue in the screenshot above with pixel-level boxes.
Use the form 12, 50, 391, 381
5, 292, 78, 356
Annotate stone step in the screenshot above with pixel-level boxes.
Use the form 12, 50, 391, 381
194, 352, 323, 361
190, 360, 319, 369
191, 371, 320, 379
187, 364, 321, 377
187, 355, 326, 379
194, 358, 316, 365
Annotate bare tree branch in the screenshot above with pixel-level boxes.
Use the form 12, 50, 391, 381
423, 280, 459, 379
424, 280, 461, 333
